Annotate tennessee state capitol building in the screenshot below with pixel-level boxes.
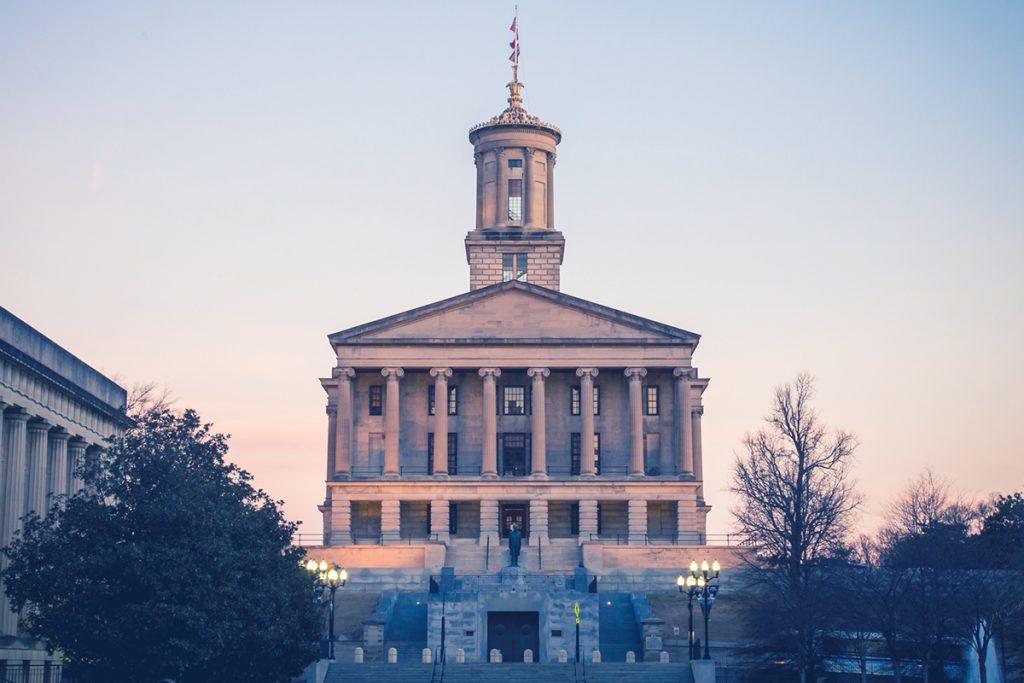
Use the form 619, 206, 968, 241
314, 69, 715, 578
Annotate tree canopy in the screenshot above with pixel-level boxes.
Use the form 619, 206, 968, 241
2, 408, 320, 683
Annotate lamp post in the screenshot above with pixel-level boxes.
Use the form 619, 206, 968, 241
675, 573, 699, 660
305, 559, 349, 660
687, 559, 721, 660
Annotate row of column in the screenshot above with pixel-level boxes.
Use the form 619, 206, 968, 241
331, 498, 704, 547
475, 147, 555, 230
0, 403, 93, 637
329, 366, 703, 480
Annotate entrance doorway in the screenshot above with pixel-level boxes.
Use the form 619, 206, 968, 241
500, 502, 529, 538
487, 611, 539, 663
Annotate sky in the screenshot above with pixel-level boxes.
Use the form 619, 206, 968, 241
2, 2, 1022, 538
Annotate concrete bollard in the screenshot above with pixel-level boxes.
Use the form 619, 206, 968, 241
558, 649, 568, 663
591, 650, 601, 663
626, 651, 636, 663
422, 648, 432, 663
524, 649, 533, 663
490, 648, 503, 663
456, 648, 466, 663
660, 651, 670, 663
354, 647, 364, 663
388, 647, 398, 663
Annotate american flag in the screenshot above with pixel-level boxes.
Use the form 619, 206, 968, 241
509, 12, 519, 65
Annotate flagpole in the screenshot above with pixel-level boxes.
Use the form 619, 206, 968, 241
512, 5, 519, 83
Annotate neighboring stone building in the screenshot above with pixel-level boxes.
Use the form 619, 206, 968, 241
312, 70, 725, 664
0, 306, 130, 673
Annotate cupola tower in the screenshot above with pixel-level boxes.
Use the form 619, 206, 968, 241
466, 70, 564, 291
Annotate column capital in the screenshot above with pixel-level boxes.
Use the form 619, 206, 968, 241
4, 409, 31, 423
333, 366, 356, 380
527, 367, 550, 379
430, 367, 454, 379
546, 151, 556, 164
27, 418, 52, 432
692, 406, 705, 416
478, 367, 503, 379
495, 147, 506, 158
381, 367, 405, 380
68, 438, 88, 451
525, 147, 537, 158
325, 404, 337, 415
624, 367, 648, 380
474, 151, 483, 165
673, 367, 694, 380
48, 429, 72, 442
575, 367, 600, 379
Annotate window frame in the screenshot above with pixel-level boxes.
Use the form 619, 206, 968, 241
644, 385, 659, 416
368, 385, 383, 416
502, 385, 527, 415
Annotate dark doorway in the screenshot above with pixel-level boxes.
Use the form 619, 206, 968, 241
487, 611, 539, 663
501, 433, 529, 476
500, 502, 529, 538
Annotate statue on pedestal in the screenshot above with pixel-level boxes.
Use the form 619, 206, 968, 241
508, 524, 522, 567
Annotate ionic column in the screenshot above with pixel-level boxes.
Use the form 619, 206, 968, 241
545, 152, 555, 230
627, 499, 648, 546
381, 368, 404, 479
329, 495, 352, 545
524, 148, 535, 228
381, 499, 401, 544
479, 499, 499, 544
692, 406, 705, 500
529, 499, 548, 546
576, 368, 599, 477
527, 367, 549, 478
479, 368, 502, 479
673, 368, 694, 477
25, 420, 50, 516
334, 367, 356, 478
496, 148, 508, 228
325, 403, 337, 480
431, 498, 450, 543
625, 368, 648, 477
430, 368, 453, 478
1, 409, 30, 637
47, 429, 71, 504
68, 439, 87, 494
578, 499, 598, 545
474, 152, 484, 229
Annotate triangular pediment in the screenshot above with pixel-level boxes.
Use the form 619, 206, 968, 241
329, 281, 698, 346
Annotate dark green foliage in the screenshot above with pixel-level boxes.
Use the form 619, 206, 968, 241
2, 409, 320, 683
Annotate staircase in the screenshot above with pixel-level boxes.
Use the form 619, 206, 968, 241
384, 592, 429, 663
323, 662, 694, 683
597, 594, 642, 663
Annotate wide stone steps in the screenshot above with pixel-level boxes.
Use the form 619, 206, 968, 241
324, 662, 694, 683
444, 542, 581, 572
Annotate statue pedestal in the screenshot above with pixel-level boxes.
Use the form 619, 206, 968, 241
499, 566, 527, 591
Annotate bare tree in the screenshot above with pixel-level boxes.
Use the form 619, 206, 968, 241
126, 381, 175, 419
731, 374, 862, 683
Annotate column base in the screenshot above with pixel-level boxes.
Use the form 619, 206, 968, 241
677, 472, 695, 481
579, 472, 597, 479
432, 473, 450, 481
383, 472, 401, 481
332, 472, 352, 481
481, 472, 499, 480
628, 472, 646, 480
530, 472, 548, 480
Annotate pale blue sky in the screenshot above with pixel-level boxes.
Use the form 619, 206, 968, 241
2, 2, 1022, 535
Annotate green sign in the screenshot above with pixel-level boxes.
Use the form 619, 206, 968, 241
574, 601, 580, 624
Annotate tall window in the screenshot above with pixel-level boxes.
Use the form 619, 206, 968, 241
426, 433, 457, 475
428, 386, 458, 416
502, 253, 528, 283
571, 432, 600, 475
508, 179, 523, 222
570, 385, 600, 416
368, 385, 383, 415
645, 385, 659, 415
503, 386, 526, 415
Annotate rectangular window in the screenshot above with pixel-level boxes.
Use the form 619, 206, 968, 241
428, 386, 458, 415
503, 386, 526, 415
570, 432, 600, 476
645, 385, 659, 415
508, 158, 523, 168
449, 502, 458, 535
368, 385, 383, 416
427, 434, 433, 475
508, 179, 523, 222
447, 434, 458, 475
570, 502, 580, 536
502, 253, 528, 283
571, 386, 600, 416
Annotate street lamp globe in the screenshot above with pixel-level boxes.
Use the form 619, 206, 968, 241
305, 559, 318, 573
676, 575, 686, 589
